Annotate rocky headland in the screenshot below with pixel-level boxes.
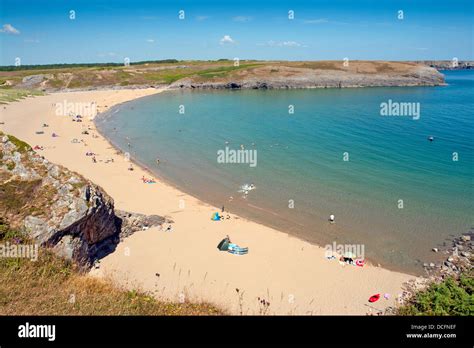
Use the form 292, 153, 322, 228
170, 63, 445, 90
0, 133, 166, 269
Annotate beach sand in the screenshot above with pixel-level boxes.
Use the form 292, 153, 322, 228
0, 88, 416, 315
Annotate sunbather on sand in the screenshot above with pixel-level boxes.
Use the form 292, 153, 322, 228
141, 175, 156, 183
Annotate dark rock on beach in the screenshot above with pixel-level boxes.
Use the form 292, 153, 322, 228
422, 231, 473, 280
115, 210, 168, 240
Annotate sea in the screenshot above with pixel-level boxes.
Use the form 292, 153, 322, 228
96, 70, 474, 275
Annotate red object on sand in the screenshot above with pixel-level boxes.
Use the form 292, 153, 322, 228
369, 294, 380, 303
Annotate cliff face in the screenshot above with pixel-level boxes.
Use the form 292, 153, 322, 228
0, 133, 164, 268
170, 63, 445, 90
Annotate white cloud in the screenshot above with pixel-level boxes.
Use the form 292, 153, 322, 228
219, 35, 235, 45
281, 41, 302, 47
233, 16, 251, 22
0, 24, 20, 35
259, 40, 307, 48
98, 52, 117, 58
146, 39, 155, 43
303, 18, 328, 24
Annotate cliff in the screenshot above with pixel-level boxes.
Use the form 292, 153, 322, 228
169, 61, 445, 90
0, 133, 165, 268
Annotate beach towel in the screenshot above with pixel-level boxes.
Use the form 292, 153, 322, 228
227, 243, 248, 255
211, 212, 221, 221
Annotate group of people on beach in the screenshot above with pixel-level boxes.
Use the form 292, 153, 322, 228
141, 175, 156, 184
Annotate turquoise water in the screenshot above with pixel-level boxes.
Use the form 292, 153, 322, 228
96, 71, 474, 274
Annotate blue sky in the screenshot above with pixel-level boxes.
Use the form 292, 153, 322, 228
0, 0, 473, 65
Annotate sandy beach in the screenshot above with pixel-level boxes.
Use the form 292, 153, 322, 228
0, 88, 416, 315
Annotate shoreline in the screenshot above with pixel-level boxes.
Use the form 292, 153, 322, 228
0, 88, 417, 314
94, 96, 417, 276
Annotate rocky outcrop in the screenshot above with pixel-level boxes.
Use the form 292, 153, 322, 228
0, 133, 165, 268
116, 210, 167, 241
19, 74, 54, 88
412, 60, 474, 71
170, 64, 445, 90
422, 231, 473, 280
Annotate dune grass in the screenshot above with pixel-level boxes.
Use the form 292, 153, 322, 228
0, 88, 44, 104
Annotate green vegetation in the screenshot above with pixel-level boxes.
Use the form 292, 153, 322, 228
0, 60, 267, 89
0, 59, 179, 71
0, 88, 44, 104
0, 60, 423, 90
195, 63, 260, 78
293, 61, 346, 71
397, 271, 474, 315
6, 161, 15, 171
0, 218, 27, 241
0, 220, 222, 315
47, 78, 65, 88
0, 178, 43, 214
5, 134, 32, 153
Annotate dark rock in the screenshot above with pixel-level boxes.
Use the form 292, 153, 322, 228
115, 209, 168, 240
225, 82, 241, 89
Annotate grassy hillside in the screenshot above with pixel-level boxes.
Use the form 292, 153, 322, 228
0, 60, 431, 90
0, 220, 223, 315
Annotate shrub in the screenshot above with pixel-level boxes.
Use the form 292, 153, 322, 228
397, 271, 474, 316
